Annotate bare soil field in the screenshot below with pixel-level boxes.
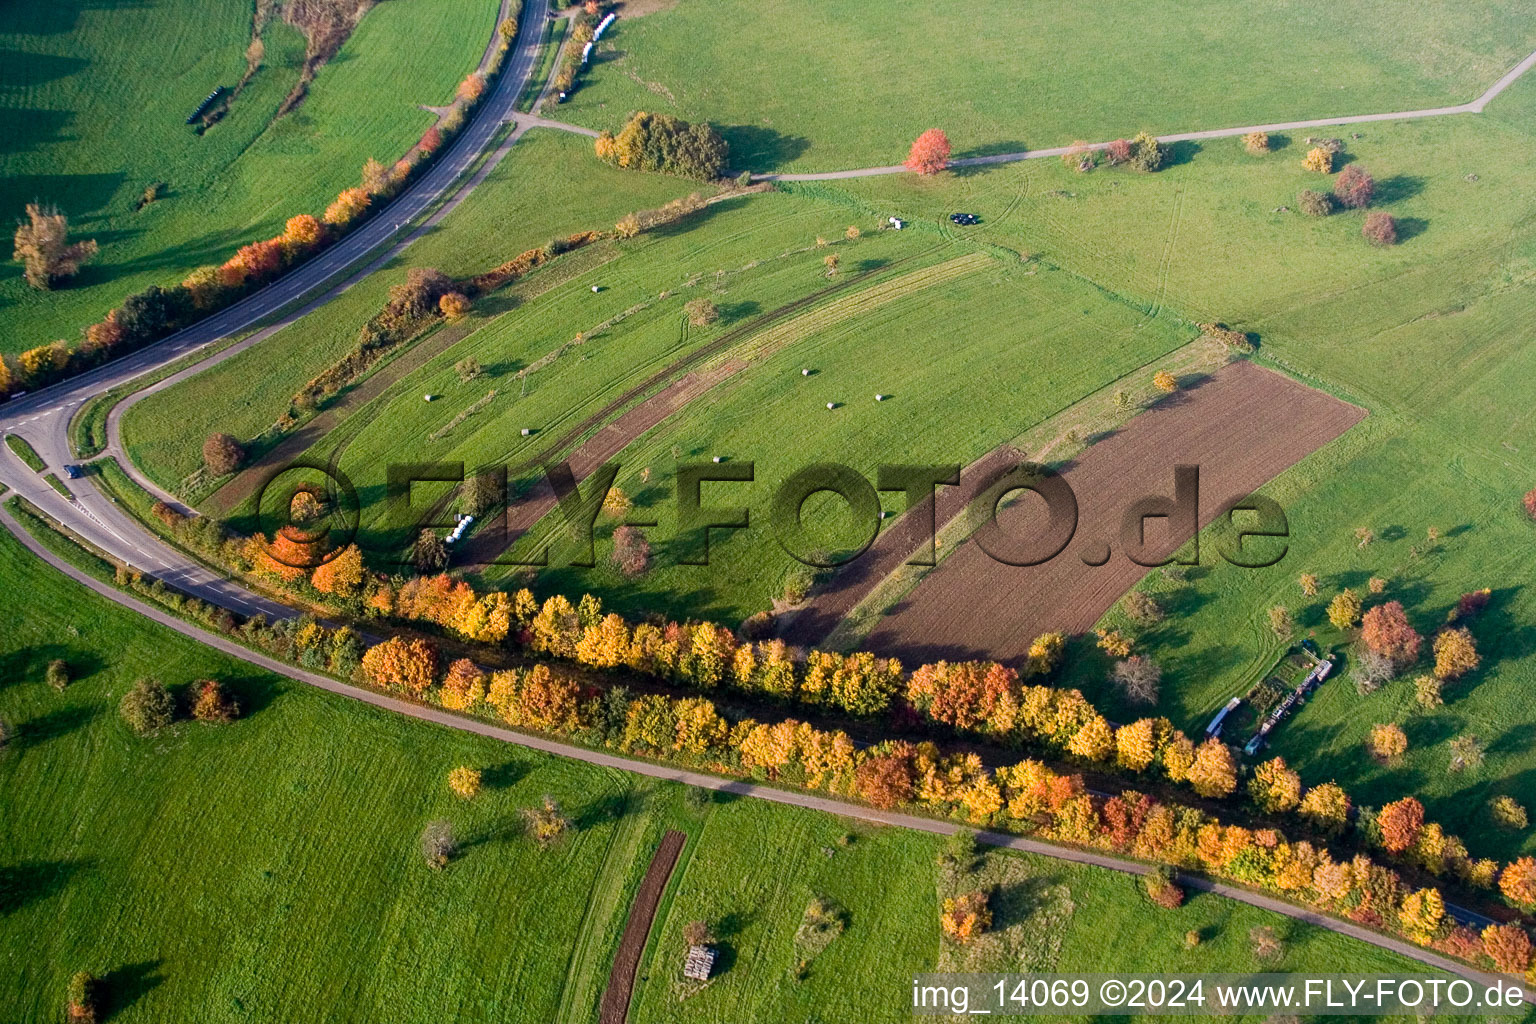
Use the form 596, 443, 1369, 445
861, 361, 1365, 665
599, 829, 687, 1024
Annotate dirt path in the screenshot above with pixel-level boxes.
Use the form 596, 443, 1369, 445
864, 361, 1365, 665
598, 829, 687, 1024
3, 507, 1525, 1002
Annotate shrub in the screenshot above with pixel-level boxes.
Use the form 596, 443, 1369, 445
611, 524, 651, 577
45, 658, 70, 691
1104, 138, 1132, 165
1121, 590, 1164, 625
1333, 165, 1374, 209
1413, 674, 1444, 708
420, 820, 456, 869
1143, 865, 1185, 908
66, 971, 98, 1023
1243, 131, 1269, 154
1432, 627, 1478, 680
1362, 212, 1397, 246
190, 679, 239, 723
940, 828, 979, 871
1250, 926, 1285, 962
682, 919, 714, 946
1367, 722, 1408, 764
684, 297, 719, 327
940, 890, 992, 943
1524, 487, 1536, 521
1129, 131, 1166, 172
1297, 189, 1332, 216
522, 794, 571, 847
1152, 370, 1177, 392
448, 765, 482, 799
1360, 601, 1421, 669
439, 292, 472, 320
454, 357, 482, 381
413, 529, 449, 574
120, 677, 175, 734
904, 128, 952, 175
1302, 147, 1334, 173
203, 433, 246, 476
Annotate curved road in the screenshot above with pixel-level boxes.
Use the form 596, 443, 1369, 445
1, 21, 1534, 994
1, 501, 1528, 1000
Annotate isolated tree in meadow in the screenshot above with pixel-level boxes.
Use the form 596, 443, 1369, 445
1360, 601, 1421, 669
1376, 795, 1425, 853
1298, 572, 1319, 597
1143, 865, 1184, 908
522, 794, 571, 847
904, 129, 951, 175
12, 203, 97, 290
1333, 164, 1374, 209
1268, 605, 1295, 640
1243, 131, 1270, 154
1362, 212, 1397, 246
1249, 925, 1284, 962
1121, 590, 1164, 625
1352, 649, 1396, 695
1524, 487, 1536, 521
1110, 656, 1162, 705
1152, 370, 1177, 393
611, 524, 651, 577
1297, 189, 1332, 217
1448, 733, 1485, 774
119, 677, 175, 735
1490, 795, 1528, 830
448, 765, 482, 799
1367, 722, 1408, 764
420, 820, 456, 869
684, 297, 719, 327
1326, 588, 1362, 630
1368, 576, 1387, 594
1302, 147, 1334, 173
1414, 674, 1444, 708
1432, 627, 1478, 680
191, 679, 239, 723
823, 253, 840, 277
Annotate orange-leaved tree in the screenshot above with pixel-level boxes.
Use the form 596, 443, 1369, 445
904, 129, 951, 175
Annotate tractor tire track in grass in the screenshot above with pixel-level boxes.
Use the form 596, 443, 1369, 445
864, 360, 1366, 665
599, 829, 687, 1024
460, 251, 986, 566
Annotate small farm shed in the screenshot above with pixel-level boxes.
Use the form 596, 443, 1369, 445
683, 945, 716, 981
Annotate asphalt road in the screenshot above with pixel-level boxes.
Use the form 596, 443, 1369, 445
0, 18, 1532, 991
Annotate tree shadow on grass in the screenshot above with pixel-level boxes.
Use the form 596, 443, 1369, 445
0, 644, 105, 691
100, 959, 164, 1022
1374, 175, 1425, 204
0, 858, 91, 915
1163, 140, 1201, 167
1393, 216, 1428, 244
15, 703, 102, 751
718, 125, 810, 171
481, 760, 528, 790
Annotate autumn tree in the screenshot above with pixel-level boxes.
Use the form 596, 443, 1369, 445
1187, 738, 1238, 798
1367, 723, 1407, 764
310, 543, 365, 597
904, 129, 951, 175
413, 529, 449, 574
190, 679, 239, 723
1115, 719, 1158, 772
120, 677, 175, 734
361, 636, 439, 693
1377, 796, 1425, 853
323, 186, 371, 228
448, 765, 482, 799
1302, 147, 1334, 173
1398, 887, 1444, 944
1110, 656, 1161, 705
1332, 164, 1374, 209
65, 971, 98, 1023
1524, 486, 1536, 521
1327, 588, 1362, 629
855, 747, 917, 809
594, 111, 729, 179
202, 433, 245, 476
1448, 733, 1485, 774
456, 71, 486, 103
1360, 601, 1421, 669
1299, 781, 1351, 836
1481, 922, 1534, 974
1298, 572, 1319, 597
1120, 590, 1164, 625
1362, 212, 1397, 246
1243, 131, 1270, 154
1268, 605, 1294, 640
13, 203, 97, 289
1104, 139, 1132, 165
939, 889, 992, 943
1249, 756, 1302, 813
1414, 674, 1444, 708
1432, 628, 1478, 680
1143, 865, 1185, 909
1490, 795, 1528, 831
1152, 370, 1177, 393
1499, 857, 1536, 909
439, 292, 472, 320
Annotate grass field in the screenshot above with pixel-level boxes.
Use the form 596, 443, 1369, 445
119, 129, 718, 496
0, 0, 500, 355
0, 530, 1476, 1023
557, 0, 1535, 172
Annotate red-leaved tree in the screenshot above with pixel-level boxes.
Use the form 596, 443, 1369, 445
1360, 601, 1422, 669
905, 129, 951, 175
1333, 165, 1374, 209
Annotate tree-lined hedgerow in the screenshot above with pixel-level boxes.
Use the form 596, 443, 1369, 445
595, 111, 730, 180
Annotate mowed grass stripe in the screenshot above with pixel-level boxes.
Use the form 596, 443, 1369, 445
729, 252, 993, 364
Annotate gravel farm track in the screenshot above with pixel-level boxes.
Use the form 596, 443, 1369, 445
862, 360, 1366, 666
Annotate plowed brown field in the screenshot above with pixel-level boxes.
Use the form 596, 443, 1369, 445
862, 360, 1364, 665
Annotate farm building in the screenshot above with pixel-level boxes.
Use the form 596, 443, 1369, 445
682, 944, 716, 981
